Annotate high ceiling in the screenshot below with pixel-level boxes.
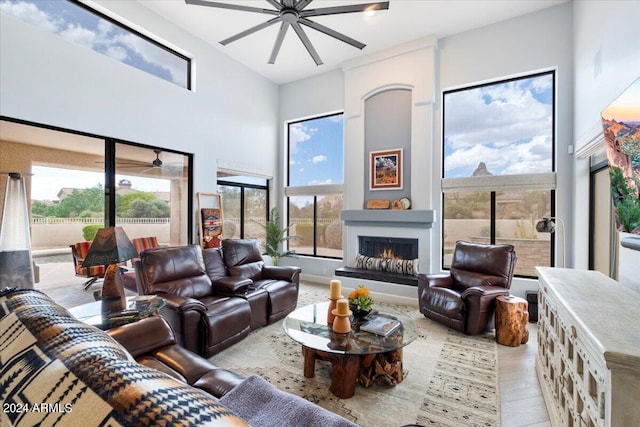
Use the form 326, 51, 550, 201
139, 0, 568, 85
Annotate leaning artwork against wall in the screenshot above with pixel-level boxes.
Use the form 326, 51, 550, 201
601, 76, 640, 234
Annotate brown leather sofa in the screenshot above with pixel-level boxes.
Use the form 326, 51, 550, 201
136, 239, 301, 357
417, 240, 516, 335
1, 288, 249, 426
2, 288, 356, 426
107, 315, 244, 398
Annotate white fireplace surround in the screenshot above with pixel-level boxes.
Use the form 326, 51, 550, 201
337, 209, 435, 300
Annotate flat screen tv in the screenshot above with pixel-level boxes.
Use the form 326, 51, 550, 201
601, 77, 640, 234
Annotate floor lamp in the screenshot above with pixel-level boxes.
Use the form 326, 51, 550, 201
0, 172, 35, 289
536, 217, 566, 267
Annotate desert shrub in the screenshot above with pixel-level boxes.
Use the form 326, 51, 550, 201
82, 224, 103, 241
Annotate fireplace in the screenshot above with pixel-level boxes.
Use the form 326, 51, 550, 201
358, 236, 418, 260
335, 236, 420, 286
336, 209, 434, 289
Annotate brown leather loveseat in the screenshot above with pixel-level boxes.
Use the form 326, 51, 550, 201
136, 239, 301, 357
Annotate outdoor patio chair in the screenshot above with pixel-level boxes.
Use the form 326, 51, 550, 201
70, 241, 105, 290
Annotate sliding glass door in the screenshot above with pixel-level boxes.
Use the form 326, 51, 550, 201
1, 118, 193, 259
114, 143, 190, 246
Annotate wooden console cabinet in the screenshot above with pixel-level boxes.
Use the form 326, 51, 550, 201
536, 267, 640, 427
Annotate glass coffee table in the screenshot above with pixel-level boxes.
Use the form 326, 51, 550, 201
283, 301, 417, 399
69, 295, 166, 330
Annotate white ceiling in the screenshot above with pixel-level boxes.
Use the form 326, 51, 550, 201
139, 0, 568, 85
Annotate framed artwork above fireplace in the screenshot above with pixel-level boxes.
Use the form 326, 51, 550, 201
370, 148, 402, 190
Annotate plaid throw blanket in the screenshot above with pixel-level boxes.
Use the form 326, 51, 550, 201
0, 289, 248, 426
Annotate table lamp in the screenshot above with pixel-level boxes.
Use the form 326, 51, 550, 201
82, 227, 138, 315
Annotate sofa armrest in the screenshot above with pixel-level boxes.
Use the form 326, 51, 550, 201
417, 273, 453, 289
107, 316, 175, 358
212, 276, 253, 295
460, 285, 509, 300
159, 292, 207, 314
262, 265, 302, 283
153, 292, 207, 354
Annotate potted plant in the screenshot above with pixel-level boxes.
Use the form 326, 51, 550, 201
348, 285, 373, 319
255, 207, 299, 266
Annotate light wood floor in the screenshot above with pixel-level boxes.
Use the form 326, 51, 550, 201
32, 261, 550, 426
498, 323, 550, 427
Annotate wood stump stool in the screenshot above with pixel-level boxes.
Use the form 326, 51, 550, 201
495, 295, 529, 347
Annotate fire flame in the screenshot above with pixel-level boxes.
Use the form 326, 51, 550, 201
379, 248, 403, 260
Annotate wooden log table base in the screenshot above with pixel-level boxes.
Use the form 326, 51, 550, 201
302, 346, 404, 399
495, 295, 529, 347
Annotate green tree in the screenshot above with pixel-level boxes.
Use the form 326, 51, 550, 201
51, 185, 104, 217
31, 200, 50, 217
116, 192, 158, 216
123, 199, 170, 218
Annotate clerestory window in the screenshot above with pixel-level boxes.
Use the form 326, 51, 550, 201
1, 0, 191, 89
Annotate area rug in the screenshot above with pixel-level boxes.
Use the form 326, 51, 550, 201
210, 285, 500, 427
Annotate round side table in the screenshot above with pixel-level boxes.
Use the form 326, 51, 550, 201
495, 295, 529, 347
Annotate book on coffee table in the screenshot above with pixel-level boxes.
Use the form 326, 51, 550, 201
360, 315, 401, 336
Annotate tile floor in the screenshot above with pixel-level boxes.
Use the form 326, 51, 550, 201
498, 322, 551, 426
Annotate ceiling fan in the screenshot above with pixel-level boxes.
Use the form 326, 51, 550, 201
184, 0, 390, 65
101, 150, 184, 175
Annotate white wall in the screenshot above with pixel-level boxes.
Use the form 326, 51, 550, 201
278, 4, 576, 299
0, 0, 279, 235
572, 0, 640, 270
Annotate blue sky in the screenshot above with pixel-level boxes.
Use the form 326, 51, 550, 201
444, 73, 554, 178
0, 0, 188, 88
289, 114, 344, 186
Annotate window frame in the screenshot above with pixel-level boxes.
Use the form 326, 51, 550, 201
2, 0, 192, 89
217, 178, 269, 241
70, 0, 192, 90
285, 111, 344, 260
2, 115, 194, 244
441, 70, 557, 278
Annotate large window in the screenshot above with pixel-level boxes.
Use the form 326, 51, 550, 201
1, 0, 191, 89
217, 175, 269, 250
286, 113, 344, 259
442, 71, 556, 277
1, 118, 193, 255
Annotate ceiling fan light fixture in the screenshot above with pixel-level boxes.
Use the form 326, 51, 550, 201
185, 0, 390, 65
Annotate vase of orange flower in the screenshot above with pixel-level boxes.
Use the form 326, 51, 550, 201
348, 285, 373, 319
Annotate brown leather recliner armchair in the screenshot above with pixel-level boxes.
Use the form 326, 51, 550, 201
417, 240, 516, 335
220, 238, 301, 324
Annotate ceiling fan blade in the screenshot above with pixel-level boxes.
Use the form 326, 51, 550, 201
299, 17, 365, 49
282, 0, 296, 8
300, 1, 389, 18
291, 22, 323, 65
295, 0, 313, 11
265, 0, 282, 10
269, 21, 290, 64
220, 16, 282, 45
184, 0, 279, 15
